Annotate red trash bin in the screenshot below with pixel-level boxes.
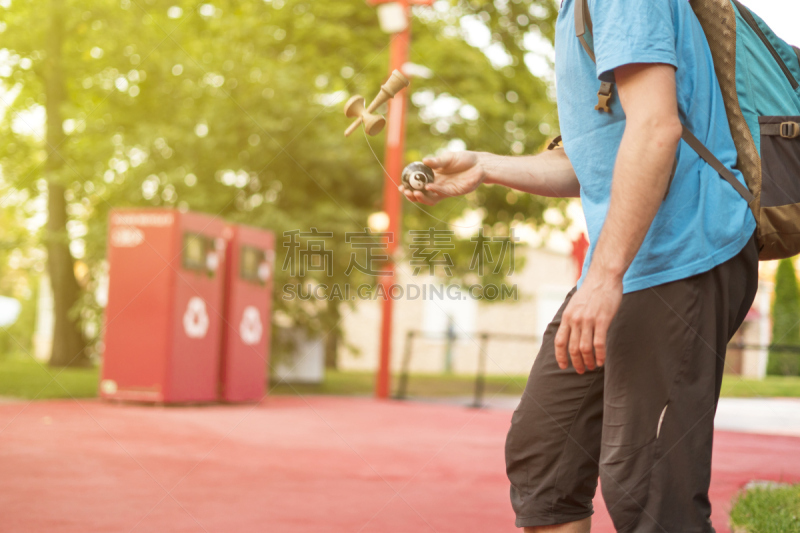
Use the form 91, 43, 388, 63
218, 224, 275, 402
100, 208, 226, 403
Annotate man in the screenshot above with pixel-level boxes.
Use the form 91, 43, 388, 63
400, 0, 758, 531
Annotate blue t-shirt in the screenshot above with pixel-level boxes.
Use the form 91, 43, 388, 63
555, 0, 757, 293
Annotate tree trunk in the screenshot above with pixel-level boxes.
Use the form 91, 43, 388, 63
324, 304, 340, 369
324, 331, 339, 369
45, 0, 88, 367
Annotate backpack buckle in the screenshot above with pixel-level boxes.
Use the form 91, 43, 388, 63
595, 91, 612, 113
780, 122, 799, 139
594, 81, 614, 113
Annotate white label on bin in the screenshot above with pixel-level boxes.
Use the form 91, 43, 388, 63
239, 306, 263, 346
206, 252, 219, 272
257, 262, 271, 282
111, 213, 173, 227
183, 297, 209, 339
110, 227, 144, 248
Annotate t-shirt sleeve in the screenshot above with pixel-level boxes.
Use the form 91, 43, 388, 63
588, 0, 678, 83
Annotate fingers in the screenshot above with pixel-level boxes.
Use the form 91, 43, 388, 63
423, 151, 453, 170
555, 307, 598, 375
578, 320, 596, 371
424, 181, 446, 196
567, 319, 586, 374
398, 185, 441, 206
554, 321, 570, 370
552, 281, 621, 374
399, 185, 415, 203
413, 189, 441, 205
593, 316, 609, 367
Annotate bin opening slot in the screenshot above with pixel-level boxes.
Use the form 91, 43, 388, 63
240, 245, 269, 284
183, 233, 214, 273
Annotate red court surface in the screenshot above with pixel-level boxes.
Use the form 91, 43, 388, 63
1, 396, 798, 532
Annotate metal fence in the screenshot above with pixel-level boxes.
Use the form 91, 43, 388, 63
394, 337, 800, 408
394, 330, 540, 408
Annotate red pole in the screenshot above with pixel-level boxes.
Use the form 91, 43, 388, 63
375, 19, 410, 400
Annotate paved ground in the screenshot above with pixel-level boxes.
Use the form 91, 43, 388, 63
715, 397, 800, 436
0, 396, 798, 532
420, 395, 800, 437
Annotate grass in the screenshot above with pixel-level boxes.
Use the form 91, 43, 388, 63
0, 356, 527, 401
730, 484, 800, 533
272, 372, 800, 400
270, 370, 528, 398
0, 356, 99, 400
1, 353, 800, 402
720, 375, 800, 398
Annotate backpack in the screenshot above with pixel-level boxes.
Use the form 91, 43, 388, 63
563, 0, 800, 260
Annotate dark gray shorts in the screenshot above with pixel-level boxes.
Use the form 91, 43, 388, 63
505, 236, 758, 532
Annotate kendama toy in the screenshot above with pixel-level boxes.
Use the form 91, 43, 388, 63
344, 70, 410, 137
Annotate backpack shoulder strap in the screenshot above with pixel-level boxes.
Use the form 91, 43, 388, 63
575, 0, 595, 61
574, 0, 614, 112
681, 126, 755, 206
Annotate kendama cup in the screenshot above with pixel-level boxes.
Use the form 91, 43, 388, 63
344, 96, 387, 137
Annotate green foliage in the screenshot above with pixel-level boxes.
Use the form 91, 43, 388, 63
0, 0, 560, 352
730, 484, 800, 533
0, 284, 38, 358
0, 185, 41, 358
769, 259, 800, 376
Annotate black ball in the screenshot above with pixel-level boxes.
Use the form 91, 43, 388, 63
401, 162, 434, 191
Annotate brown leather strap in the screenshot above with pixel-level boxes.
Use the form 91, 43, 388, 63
681, 126, 756, 207
760, 123, 781, 136
761, 121, 800, 138
794, 46, 800, 68
547, 135, 563, 151
665, 156, 678, 200
575, 0, 614, 112
575, 0, 596, 62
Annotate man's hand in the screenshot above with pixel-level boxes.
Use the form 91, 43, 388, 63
554, 268, 623, 373
399, 151, 486, 206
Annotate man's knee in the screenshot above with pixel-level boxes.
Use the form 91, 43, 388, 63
599, 441, 657, 531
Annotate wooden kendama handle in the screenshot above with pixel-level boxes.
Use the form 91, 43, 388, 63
365, 70, 410, 113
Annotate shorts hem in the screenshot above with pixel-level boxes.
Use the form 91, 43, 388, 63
515, 509, 594, 528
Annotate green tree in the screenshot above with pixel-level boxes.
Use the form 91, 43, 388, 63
0, 0, 561, 368
768, 258, 800, 376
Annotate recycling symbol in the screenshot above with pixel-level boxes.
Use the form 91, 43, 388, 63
239, 306, 263, 346
183, 297, 209, 339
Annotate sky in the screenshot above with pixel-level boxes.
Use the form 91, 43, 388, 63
739, 0, 800, 46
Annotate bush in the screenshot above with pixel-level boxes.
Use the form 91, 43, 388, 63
768, 259, 800, 376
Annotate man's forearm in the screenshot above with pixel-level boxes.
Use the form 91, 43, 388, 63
587, 119, 682, 281
479, 148, 581, 198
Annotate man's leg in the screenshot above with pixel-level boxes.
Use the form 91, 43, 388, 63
598, 237, 759, 532
524, 516, 591, 533
506, 289, 605, 528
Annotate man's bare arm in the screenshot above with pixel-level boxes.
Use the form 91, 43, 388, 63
399, 146, 580, 206
554, 63, 683, 373
481, 147, 581, 198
